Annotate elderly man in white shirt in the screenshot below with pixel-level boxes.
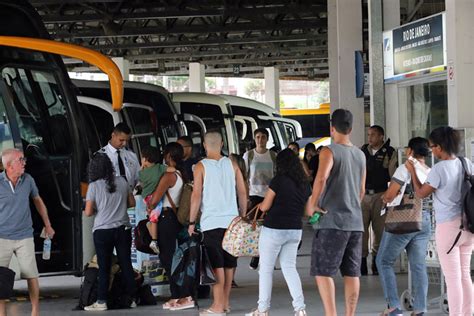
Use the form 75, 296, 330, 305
98, 123, 140, 190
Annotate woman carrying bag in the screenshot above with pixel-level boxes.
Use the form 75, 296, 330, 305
408, 127, 474, 316
246, 149, 311, 316
146, 142, 191, 310
377, 137, 431, 316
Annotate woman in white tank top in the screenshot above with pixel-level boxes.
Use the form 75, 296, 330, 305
147, 142, 193, 310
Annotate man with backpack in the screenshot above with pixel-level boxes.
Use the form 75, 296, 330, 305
360, 125, 397, 275
243, 128, 276, 269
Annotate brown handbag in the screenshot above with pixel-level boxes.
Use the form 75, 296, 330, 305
384, 193, 422, 234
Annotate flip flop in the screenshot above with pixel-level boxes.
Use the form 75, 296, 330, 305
162, 299, 178, 310
170, 300, 196, 311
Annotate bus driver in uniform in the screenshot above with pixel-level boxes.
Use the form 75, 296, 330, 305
98, 123, 140, 190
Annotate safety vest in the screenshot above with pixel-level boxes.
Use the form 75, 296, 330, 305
361, 143, 395, 192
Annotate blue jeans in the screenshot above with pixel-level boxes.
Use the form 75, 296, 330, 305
257, 226, 305, 312
376, 212, 431, 312
93, 226, 136, 302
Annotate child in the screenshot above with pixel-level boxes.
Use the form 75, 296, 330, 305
139, 146, 174, 254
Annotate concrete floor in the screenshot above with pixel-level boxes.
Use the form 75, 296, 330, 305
5, 225, 449, 316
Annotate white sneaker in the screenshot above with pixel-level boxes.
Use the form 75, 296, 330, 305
84, 301, 107, 311
130, 300, 137, 308
149, 240, 159, 254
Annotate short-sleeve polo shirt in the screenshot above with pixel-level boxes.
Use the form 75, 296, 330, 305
0, 172, 39, 240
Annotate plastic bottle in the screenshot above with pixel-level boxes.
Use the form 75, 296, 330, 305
42, 237, 51, 260
309, 212, 321, 225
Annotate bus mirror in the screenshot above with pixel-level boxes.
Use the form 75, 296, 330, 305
0, 36, 123, 111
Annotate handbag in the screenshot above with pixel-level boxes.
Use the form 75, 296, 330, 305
222, 205, 264, 257
384, 193, 422, 234
200, 244, 216, 286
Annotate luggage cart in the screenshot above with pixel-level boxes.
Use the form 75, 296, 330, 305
400, 201, 449, 314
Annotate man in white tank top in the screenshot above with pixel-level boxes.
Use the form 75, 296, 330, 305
188, 131, 247, 316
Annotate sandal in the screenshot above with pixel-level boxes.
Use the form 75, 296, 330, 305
199, 308, 226, 315
170, 298, 196, 311
162, 299, 178, 310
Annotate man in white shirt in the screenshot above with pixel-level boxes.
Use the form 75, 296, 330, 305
243, 128, 276, 269
98, 123, 140, 190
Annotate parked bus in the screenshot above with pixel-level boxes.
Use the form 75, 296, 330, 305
172, 92, 239, 155
280, 103, 331, 150
73, 80, 185, 155
0, 0, 124, 275
220, 94, 302, 153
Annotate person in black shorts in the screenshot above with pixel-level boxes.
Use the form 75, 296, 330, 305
188, 131, 247, 316
306, 109, 366, 316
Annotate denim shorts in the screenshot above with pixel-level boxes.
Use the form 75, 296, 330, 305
310, 229, 362, 277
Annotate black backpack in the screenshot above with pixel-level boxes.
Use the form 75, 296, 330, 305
447, 157, 474, 254
134, 219, 155, 254
76, 266, 99, 310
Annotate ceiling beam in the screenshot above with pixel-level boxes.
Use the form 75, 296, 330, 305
41, 6, 326, 23
51, 19, 327, 39
77, 34, 326, 50
127, 57, 327, 70
72, 62, 328, 73
126, 45, 327, 61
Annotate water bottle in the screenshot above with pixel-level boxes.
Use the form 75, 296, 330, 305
42, 237, 51, 260
309, 212, 321, 225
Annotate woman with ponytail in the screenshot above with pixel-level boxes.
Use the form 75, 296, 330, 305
408, 127, 474, 316
377, 137, 431, 316
147, 142, 193, 310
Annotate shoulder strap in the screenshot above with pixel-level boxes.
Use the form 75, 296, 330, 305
247, 150, 254, 178
270, 150, 277, 173
446, 156, 471, 252
166, 191, 177, 214
269, 150, 277, 164
458, 156, 470, 181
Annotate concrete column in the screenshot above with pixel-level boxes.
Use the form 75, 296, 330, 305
446, 1, 474, 128
189, 62, 205, 92
264, 67, 280, 110
112, 57, 129, 81
368, 0, 385, 127
383, 0, 400, 30
328, 0, 364, 146
383, 0, 401, 147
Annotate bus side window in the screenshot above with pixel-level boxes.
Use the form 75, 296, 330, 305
84, 105, 115, 149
